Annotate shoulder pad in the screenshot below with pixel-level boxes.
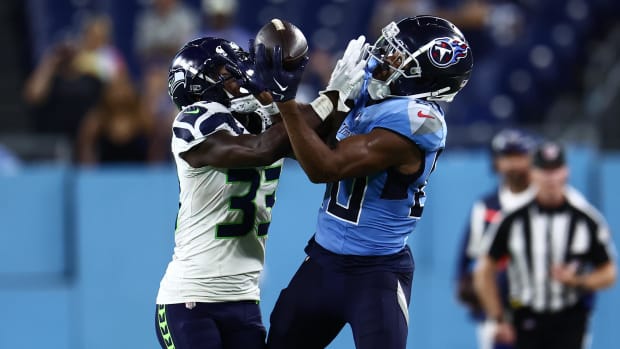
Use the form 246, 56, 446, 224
365, 99, 446, 151
405, 100, 446, 151
172, 102, 244, 143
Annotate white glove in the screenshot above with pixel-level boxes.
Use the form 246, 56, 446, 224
323, 36, 368, 112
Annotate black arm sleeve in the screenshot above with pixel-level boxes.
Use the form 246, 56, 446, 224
487, 217, 512, 261
586, 217, 614, 266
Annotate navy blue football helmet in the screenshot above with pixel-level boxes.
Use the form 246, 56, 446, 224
366, 16, 473, 101
491, 128, 536, 156
168, 37, 258, 110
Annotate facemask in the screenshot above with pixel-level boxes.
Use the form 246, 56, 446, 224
367, 78, 391, 100
362, 55, 391, 100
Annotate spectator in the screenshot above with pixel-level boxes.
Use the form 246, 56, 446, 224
72, 14, 127, 83
368, 0, 436, 38
368, 0, 490, 38
139, 62, 177, 163
474, 141, 617, 349
77, 75, 152, 165
23, 14, 125, 158
134, 0, 199, 163
198, 0, 252, 50
134, 0, 198, 64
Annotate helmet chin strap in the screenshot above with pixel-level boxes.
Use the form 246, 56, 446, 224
367, 78, 451, 101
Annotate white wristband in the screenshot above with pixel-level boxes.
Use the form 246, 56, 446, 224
263, 102, 280, 116
310, 94, 334, 121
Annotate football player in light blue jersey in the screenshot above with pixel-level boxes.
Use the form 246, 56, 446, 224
254, 16, 473, 349
316, 95, 446, 256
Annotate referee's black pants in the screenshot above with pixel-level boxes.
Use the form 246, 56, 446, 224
513, 304, 589, 349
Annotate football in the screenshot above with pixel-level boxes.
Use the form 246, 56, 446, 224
254, 18, 308, 71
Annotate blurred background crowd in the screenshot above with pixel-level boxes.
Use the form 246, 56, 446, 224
1, 0, 619, 168
2, 2, 620, 348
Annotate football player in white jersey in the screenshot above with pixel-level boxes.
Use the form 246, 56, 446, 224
155, 29, 369, 347
154, 37, 307, 349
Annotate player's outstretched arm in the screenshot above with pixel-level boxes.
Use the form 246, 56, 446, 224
277, 100, 421, 183
179, 99, 345, 169
181, 122, 290, 168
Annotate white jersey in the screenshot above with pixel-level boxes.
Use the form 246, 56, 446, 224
466, 185, 536, 260
157, 101, 283, 304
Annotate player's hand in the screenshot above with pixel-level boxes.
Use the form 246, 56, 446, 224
253, 43, 309, 102
322, 35, 368, 112
551, 262, 581, 287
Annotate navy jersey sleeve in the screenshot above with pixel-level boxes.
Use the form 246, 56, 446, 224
587, 218, 616, 266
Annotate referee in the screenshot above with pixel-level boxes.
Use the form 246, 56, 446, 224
456, 128, 536, 349
474, 141, 617, 349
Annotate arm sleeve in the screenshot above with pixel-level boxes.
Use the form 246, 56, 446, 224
482, 217, 511, 261
588, 221, 616, 266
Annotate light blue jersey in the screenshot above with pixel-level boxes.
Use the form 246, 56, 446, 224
315, 97, 446, 256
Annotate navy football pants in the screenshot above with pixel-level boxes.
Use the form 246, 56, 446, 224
267, 256, 413, 349
155, 301, 266, 349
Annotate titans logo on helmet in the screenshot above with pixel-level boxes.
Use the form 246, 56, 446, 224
427, 37, 469, 68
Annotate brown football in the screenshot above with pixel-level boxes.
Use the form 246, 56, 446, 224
254, 18, 308, 71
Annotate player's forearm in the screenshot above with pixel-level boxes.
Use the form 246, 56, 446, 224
270, 100, 343, 158
229, 122, 291, 166
250, 122, 291, 164
182, 123, 289, 168
296, 102, 347, 146
474, 256, 504, 321
278, 100, 341, 183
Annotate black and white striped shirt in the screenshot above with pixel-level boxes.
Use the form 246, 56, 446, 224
483, 187, 616, 312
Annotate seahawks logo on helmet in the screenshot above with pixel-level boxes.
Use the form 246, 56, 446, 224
427, 37, 469, 68
169, 69, 186, 95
